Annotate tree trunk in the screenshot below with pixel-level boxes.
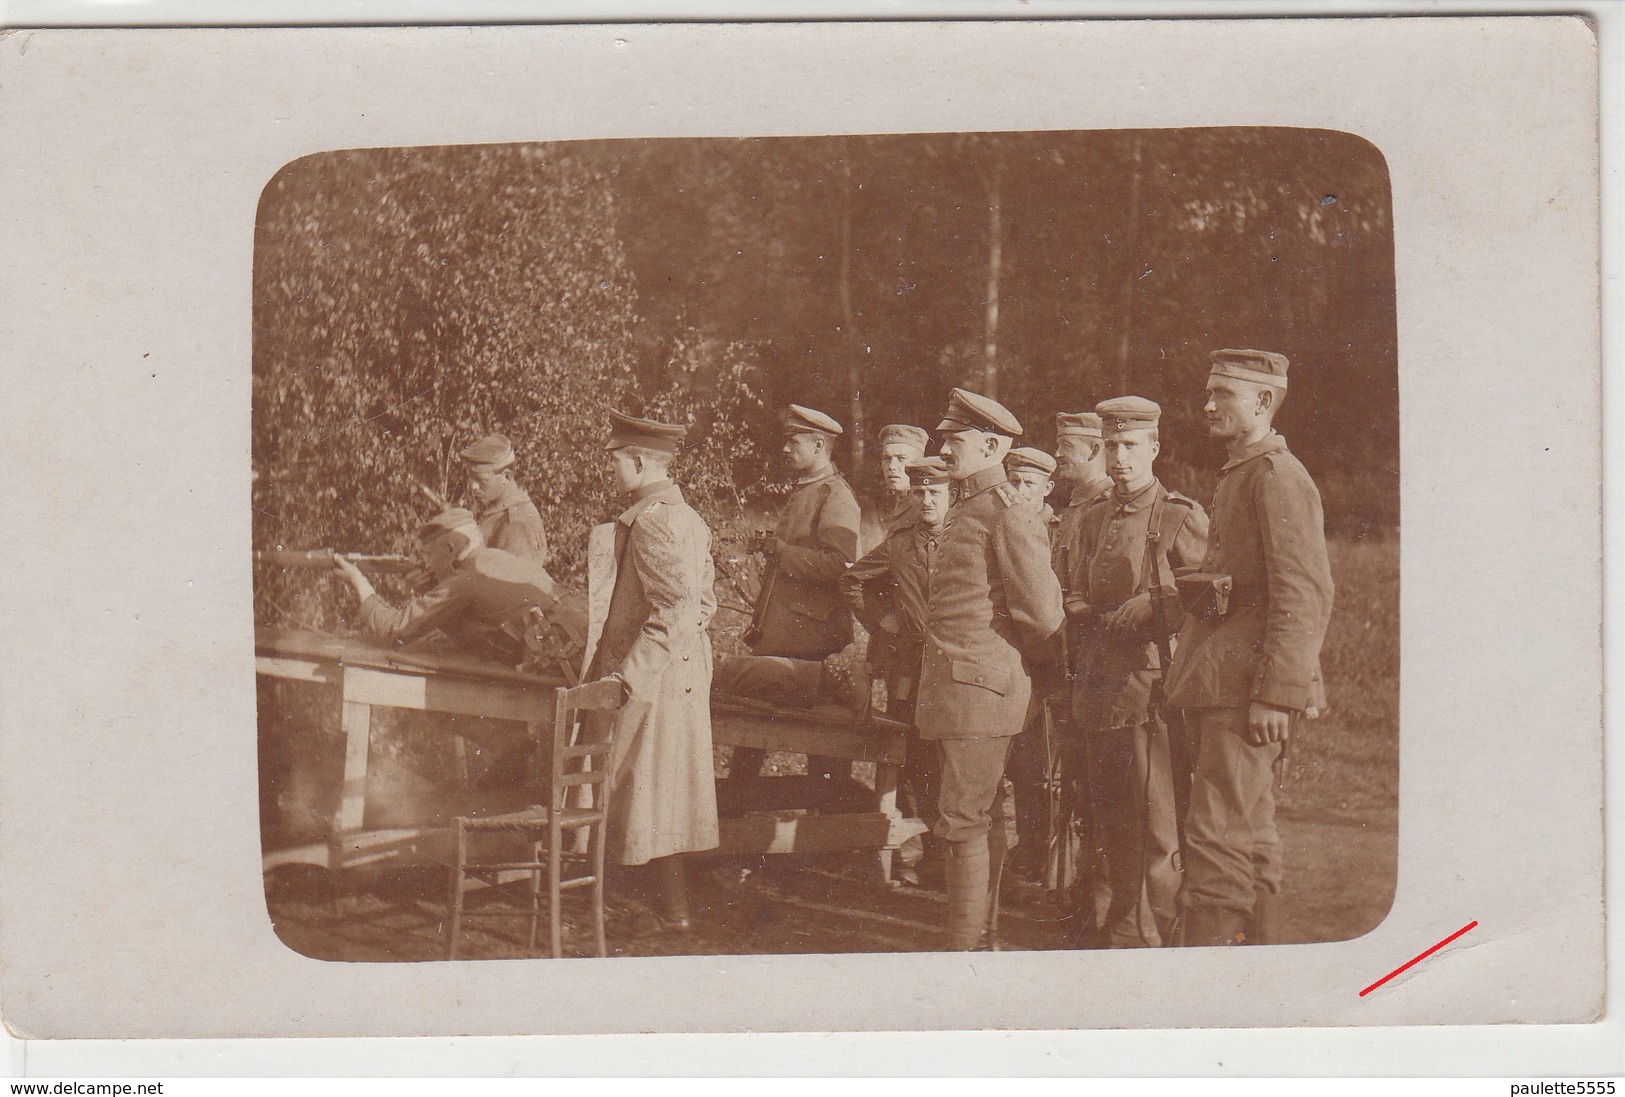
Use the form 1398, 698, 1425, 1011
982, 159, 1004, 400
837, 150, 865, 469
1115, 133, 1144, 393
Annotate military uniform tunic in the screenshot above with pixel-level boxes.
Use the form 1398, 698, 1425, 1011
1163, 430, 1334, 928
358, 546, 558, 663
475, 478, 549, 568
750, 466, 861, 659
840, 518, 938, 700
1071, 478, 1208, 946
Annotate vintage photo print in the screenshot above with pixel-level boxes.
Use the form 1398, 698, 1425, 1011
0, 16, 1602, 1043
251, 129, 1397, 964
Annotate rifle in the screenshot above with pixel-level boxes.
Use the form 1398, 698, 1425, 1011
1145, 523, 1193, 920
413, 479, 450, 510
253, 549, 418, 575
1057, 543, 1106, 945
740, 529, 779, 650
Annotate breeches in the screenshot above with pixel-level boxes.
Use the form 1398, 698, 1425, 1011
933, 736, 1013, 845
1182, 707, 1283, 916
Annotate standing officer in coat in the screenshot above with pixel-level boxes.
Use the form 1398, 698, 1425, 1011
878, 423, 931, 535
1164, 350, 1334, 947
714, 406, 863, 775
460, 432, 549, 567
917, 388, 1064, 950
588, 411, 721, 930
1064, 397, 1208, 947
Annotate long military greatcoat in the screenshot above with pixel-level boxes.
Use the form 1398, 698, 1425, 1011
752, 466, 861, 659
1164, 432, 1334, 713
913, 464, 1065, 742
586, 479, 720, 866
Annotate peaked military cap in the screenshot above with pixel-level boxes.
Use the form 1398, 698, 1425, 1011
783, 404, 844, 436
878, 423, 930, 453
905, 456, 952, 487
605, 409, 687, 454
1006, 446, 1058, 476
1096, 396, 1162, 437
458, 433, 516, 471
936, 387, 1023, 437
1055, 411, 1103, 441
1210, 348, 1290, 390
418, 507, 481, 543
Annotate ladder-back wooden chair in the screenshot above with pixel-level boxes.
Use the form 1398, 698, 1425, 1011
445, 678, 624, 960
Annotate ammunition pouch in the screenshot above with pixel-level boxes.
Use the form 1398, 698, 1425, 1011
1175, 572, 1233, 621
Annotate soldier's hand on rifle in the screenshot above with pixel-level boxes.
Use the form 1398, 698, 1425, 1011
1104, 592, 1152, 635
878, 613, 902, 636
1063, 593, 1094, 622
1247, 701, 1293, 745
331, 555, 376, 602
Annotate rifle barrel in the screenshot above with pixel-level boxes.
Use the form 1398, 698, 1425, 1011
253, 549, 418, 574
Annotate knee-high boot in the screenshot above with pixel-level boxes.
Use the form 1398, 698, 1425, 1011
985, 814, 1009, 950
945, 839, 992, 951
1181, 903, 1247, 947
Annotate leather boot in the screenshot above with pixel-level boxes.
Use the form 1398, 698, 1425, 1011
656, 855, 692, 931
944, 839, 992, 950
1246, 889, 1281, 945
985, 817, 1009, 950
1181, 903, 1247, 947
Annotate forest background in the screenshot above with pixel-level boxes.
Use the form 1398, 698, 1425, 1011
252, 127, 1397, 593
252, 130, 1400, 914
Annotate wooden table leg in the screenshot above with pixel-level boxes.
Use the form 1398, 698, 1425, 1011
873, 760, 901, 885
329, 680, 372, 868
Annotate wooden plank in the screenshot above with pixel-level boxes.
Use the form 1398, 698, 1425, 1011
715, 811, 894, 856
254, 654, 334, 685
341, 664, 555, 723
335, 697, 371, 834
712, 710, 908, 766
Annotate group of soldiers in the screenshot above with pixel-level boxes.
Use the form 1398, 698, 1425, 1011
325, 346, 1334, 953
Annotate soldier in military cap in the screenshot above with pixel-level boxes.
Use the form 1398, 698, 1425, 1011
1063, 396, 1208, 947
586, 410, 720, 930
1005, 447, 1060, 524
841, 456, 952, 873
878, 423, 931, 535
1164, 350, 1334, 947
715, 406, 863, 776
459, 432, 549, 567
916, 388, 1065, 949
333, 507, 567, 665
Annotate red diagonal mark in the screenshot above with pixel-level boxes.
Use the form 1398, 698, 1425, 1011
1359, 919, 1478, 997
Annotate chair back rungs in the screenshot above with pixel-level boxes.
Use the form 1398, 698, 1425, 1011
446, 681, 624, 961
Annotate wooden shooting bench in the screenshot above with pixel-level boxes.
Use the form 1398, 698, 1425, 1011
256, 626, 566, 873
710, 695, 928, 883
255, 626, 926, 882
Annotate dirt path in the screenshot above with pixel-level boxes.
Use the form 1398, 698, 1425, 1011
266, 811, 1395, 961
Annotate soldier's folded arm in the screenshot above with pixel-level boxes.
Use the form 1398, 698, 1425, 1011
993, 506, 1066, 658
616, 505, 703, 701
838, 539, 896, 638
1250, 460, 1335, 712
773, 491, 861, 582
358, 575, 475, 646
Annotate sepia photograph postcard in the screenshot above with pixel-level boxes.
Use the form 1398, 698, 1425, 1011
0, 11, 1607, 1057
